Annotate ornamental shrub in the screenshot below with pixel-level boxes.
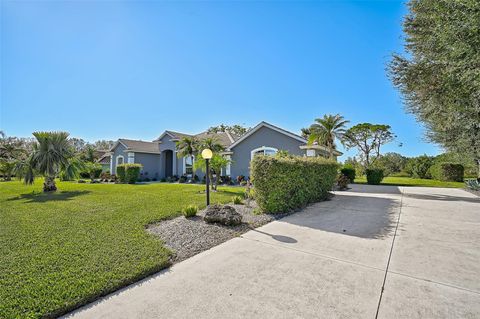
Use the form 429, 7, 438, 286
366, 168, 384, 185
430, 163, 464, 182
406, 155, 433, 179
340, 166, 356, 182
116, 165, 126, 183
182, 205, 198, 217
124, 164, 142, 184
251, 155, 338, 213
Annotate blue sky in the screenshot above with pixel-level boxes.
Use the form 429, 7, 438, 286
0, 0, 440, 160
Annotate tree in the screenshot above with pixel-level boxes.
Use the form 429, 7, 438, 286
176, 136, 199, 177
199, 137, 225, 153
93, 140, 115, 150
343, 123, 396, 168
15, 132, 82, 192
307, 114, 349, 159
207, 124, 249, 136
388, 0, 480, 177
300, 127, 311, 139
374, 152, 408, 176
194, 154, 230, 191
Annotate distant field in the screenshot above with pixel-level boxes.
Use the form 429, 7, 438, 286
0, 180, 243, 318
354, 176, 465, 188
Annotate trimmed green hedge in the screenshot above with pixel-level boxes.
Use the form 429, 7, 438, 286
251, 155, 338, 213
366, 168, 384, 185
430, 163, 464, 182
340, 167, 356, 182
117, 164, 143, 184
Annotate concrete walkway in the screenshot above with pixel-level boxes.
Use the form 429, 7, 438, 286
65, 185, 480, 319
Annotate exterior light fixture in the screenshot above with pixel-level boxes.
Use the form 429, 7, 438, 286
201, 148, 213, 205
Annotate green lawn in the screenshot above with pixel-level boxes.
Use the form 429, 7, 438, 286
354, 176, 465, 188
0, 180, 243, 319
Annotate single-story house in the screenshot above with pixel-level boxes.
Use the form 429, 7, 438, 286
106, 121, 342, 180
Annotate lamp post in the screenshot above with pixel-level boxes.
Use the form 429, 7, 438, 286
201, 148, 213, 206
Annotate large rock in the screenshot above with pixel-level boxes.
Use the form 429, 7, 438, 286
203, 204, 242, 226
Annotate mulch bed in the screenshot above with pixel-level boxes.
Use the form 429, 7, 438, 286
147, 202, 290, 263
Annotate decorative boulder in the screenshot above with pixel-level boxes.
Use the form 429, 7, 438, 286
203, 204, 242, 226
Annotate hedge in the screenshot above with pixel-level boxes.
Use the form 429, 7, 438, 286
366, 168, 384, 185
430, 163, 464, 182
251, 155, 338, 213
116, 165, 126, 183
124, 164, 143, 184
340, 167, 356, 182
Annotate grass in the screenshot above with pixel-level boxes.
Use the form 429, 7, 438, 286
0, 180, 243, 319
354, 176, 465, 188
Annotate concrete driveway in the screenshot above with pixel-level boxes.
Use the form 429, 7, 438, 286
65, 185, 480, 319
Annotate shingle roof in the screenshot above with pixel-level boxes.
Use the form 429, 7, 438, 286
118, 139, 161, 154
193, 131, 237, 148
97, 154, 111, 164
164, 130, 193, 140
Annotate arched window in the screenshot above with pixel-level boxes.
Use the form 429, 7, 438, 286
251, 146, 278, 160
116, 155, 124, 166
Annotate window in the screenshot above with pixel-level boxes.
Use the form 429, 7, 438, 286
306, 149, 316, 157
116, 155, 124, 166
251, 146, 278, 160
184, 156, 194, 176
127, 152, 135, 163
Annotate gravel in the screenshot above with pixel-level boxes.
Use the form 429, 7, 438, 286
147, 202, 289, 263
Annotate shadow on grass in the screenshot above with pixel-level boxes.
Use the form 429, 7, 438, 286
7, 190, 91, 203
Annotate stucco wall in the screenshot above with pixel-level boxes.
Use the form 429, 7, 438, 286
111, 143, 127, 175
135, 152, 161, 179
230, 126, 306, 178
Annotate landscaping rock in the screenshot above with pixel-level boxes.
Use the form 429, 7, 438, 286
203, 204, 242, 226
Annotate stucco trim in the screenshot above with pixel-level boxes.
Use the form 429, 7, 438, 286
228, 121, 306, 150
116, 155, 125, 166
110, 140, 129, 152
122, 149, 161, 155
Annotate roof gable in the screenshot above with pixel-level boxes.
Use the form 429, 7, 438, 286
227, 121, 306, 150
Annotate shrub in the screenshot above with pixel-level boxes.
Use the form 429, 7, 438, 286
182, 205, 198, 217
78, 179, 86, 183
244, 187, 256, 200
465, 179, 480, 191
117, 164, 142, 184
336, 174, 349, 190
116, 165, 126, 183
179, 175, 188, 183
232, 195, 243, 205
366, 168, 384, 185
236, 175, 245, 184
340, 166, 356, 182
251, 155, 338, 213
406, 155, 433, 179
430, 163, 464, 182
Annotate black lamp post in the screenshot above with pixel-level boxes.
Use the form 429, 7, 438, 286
201, 148, 213, 206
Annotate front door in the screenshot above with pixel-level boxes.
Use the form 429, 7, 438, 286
164, 150, 173, 177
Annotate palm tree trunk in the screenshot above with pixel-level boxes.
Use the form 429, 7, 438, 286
43, 176, 57, 192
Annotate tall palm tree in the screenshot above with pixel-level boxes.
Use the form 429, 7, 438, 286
176, 137, 199, 177
15, 132, 81, 192
308, 114, 349, 159
200, 137, 225, 153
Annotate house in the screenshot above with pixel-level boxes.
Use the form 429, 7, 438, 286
106, 121, 342, 180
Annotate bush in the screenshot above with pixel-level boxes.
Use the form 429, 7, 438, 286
430, 163, 464, 182
232, 196, 243, 205
406, 155, 433, 179
465, 179, 480, 191
182, 205, 198, 217
179, 175, 188, 183
236, 175, 245, 184
366, 168, 384, 185
336, 174, 349, 190
116, 165, 126, 183
117, 164, 142, 184
251, 155, 338, 213
340, 166, 356, 182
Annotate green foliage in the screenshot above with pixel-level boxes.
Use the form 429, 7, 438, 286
366, 169, 384, 185
389, 0, 480, 176
232, 195, 243, 205
0, 160, 16, 181
207, 124, 249, 136
251, 155, 338, 213
406, 155, 433, 179
84, 162, 102, 180
0, 181, 243, 318
465, 179, 480, 191
182, 204, 198, 217
340, 166, 356, 182
194, 154, 231, 190
343, 123, 396, 167
121, 163, 143, 184
336, 174, 350, 190
344, 157, 364, 176
116, 165, 126, 183
355, 176, 464, 188
430, 163, 464, 182
307, 114, 349, 159
373, 152, 408, 176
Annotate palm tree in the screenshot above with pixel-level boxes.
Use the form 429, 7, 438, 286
300, 127, 311, 139
197, 137, 225, 189
194, 154, 230, 190
200, 137, 225, 153
176, 137, 199, 177
15, 131, 81, 192
308, 114, 349, 159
